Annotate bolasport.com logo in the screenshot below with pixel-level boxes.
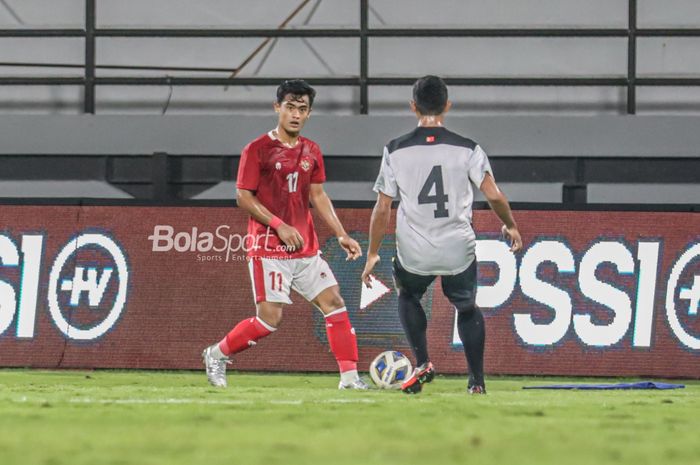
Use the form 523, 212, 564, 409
147, 225, 291, 262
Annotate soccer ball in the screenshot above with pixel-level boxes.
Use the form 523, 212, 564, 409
369, 351, 413, 389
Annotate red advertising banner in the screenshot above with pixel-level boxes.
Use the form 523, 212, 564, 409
0, 206, 698, 378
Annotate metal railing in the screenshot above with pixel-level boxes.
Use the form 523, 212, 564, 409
1, 0, 699, 114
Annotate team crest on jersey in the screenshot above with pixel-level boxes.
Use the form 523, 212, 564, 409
275, 162, 282, 171
300, 158, 312, 172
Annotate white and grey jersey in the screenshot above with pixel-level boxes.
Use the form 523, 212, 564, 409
373, 126, 493, 276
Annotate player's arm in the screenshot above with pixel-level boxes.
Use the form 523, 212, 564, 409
361, 192, 393, 287
309, 183, 362, 260
236, 188, 304, 251
479, 173, 523, 252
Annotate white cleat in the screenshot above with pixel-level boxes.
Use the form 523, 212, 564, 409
202, 346, 230, 388
338, 377, 370, 390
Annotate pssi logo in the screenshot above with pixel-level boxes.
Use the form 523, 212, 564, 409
451, 239, 700, 350
0, 232, 129, 341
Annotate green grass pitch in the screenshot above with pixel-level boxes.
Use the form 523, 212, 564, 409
0, 370, 698, 465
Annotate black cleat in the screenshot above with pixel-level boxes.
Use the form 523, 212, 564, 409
401, 362, 435, 394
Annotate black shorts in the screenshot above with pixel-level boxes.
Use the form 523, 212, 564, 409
392, 256, 477, 311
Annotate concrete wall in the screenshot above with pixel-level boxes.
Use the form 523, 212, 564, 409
2, 114, 700, 157
0, 114, 697, 204
1, 0, 699, 115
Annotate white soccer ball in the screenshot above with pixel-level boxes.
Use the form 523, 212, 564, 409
369, 350, 413, 389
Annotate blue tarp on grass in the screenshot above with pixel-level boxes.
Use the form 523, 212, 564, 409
523, 381, 685, 390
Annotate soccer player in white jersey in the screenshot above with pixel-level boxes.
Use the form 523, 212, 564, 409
361, 75, 523, 394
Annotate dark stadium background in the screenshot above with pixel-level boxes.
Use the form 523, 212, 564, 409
0, 0, 698, 379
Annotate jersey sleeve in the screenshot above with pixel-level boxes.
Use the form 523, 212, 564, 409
468, 145, 493, 188
236, 142, 261, 191
373, 146, 398, 197
310, 144, 326, 184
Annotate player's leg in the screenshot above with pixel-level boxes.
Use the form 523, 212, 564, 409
312, 285, 367, 389
392, 257, 436, 394
217, 301, 281, 356
293, 255, 366, 389
217, 257, 291, 355
202, 258, 291, 388
441, 260, 486, 394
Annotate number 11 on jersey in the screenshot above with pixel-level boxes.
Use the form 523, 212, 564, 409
286, 172, 299, 193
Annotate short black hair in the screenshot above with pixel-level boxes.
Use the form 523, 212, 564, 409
276, 79, 316, 107
412, 75, 448, 115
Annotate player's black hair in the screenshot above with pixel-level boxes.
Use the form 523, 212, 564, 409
276, 79, 316, 107
412, 75, 448, 115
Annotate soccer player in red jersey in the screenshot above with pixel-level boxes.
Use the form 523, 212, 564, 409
203, 80, 368, 389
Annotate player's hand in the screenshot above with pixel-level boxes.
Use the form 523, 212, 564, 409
502, 224, 523, 252
277, 223, 304, 251
338, 235, 362, 261
361, 253, 381, 288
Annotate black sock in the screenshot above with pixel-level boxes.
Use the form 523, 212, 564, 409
398, 292, 429, 367
457, 306, 485, 387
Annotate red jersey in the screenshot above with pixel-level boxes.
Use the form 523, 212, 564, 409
236, 131, 326, 259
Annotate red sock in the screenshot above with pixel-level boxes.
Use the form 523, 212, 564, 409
324, 308, 358, 372
219, 317, 275, 356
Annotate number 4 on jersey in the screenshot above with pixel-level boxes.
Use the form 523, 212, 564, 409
418, 165, 449, 218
